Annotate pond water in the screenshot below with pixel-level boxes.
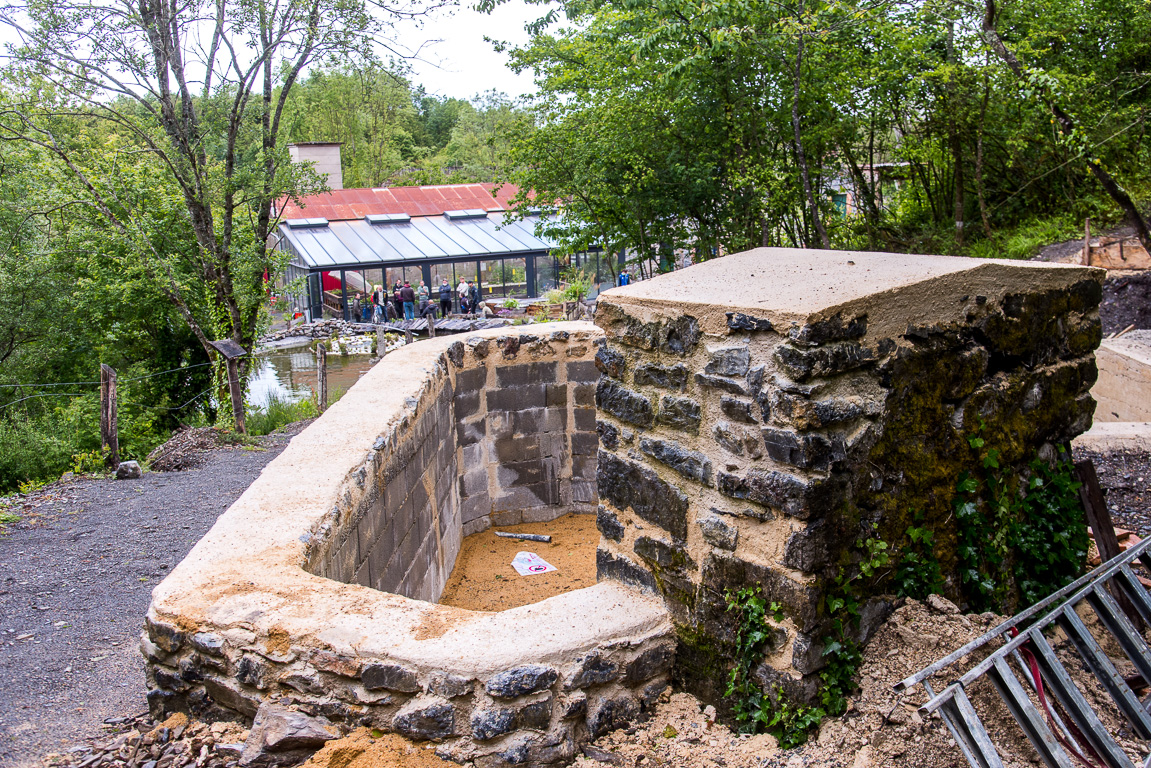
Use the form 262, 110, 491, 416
249, 345, 374, 409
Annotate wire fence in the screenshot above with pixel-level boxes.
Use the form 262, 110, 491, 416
0, 360, 219, 413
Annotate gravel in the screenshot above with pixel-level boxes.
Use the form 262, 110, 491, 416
1074, 447, 1151, 538
0, 428, 299, 768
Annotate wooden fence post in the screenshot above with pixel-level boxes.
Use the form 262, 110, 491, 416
405, 328, 414, 345
375, 325, 388, 357
316, 344, 328, 413
226, 358, 246, 434
428, 316, 436, 338
99, 364, 119, 468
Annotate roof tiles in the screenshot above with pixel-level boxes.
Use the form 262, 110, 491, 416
279, 183, 524, 221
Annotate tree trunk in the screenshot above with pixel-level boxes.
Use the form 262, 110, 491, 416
791, 33, 831, 249
947, 22, 965, 247
975, 72, 993, 239
981, 0, 1151, 252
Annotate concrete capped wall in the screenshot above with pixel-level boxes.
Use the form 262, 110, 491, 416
592, 248, 1103, 707
1093, 330, 1151, 421
143, 323, 675, 767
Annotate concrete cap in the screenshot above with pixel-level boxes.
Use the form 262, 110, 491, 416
599, 248, 1102, 339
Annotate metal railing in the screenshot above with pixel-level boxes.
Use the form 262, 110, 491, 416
897, 535, 1151, 768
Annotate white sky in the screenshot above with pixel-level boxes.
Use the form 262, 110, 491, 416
399, 1, 545, 101
0, 1, 545, 103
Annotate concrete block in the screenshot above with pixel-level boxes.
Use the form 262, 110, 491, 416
497, 361, 558, 387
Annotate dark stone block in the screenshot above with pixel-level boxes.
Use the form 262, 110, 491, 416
454, 390, 481, 419
153, 666, 190, 693
545, 384, 568, 407
236, 655, 269, 690
656, 396, 700, 433
487, 385, 546, 412
362, 663, 420, 692
772, 392, 866, 430
493, 434, 541, 464
698, 513, 738, 551
567, 360, 599, 383
705, 347, 750, 377
726, 312, 774, 332
791, 633, 825, 675
782, 521, 830, 572
790, 313, 867, 346
393, 698, 455, 742
190, 632, 224, 656
497, 361, 558, 387
147, 619, 186, 653
447, 341, 465, 367
574, 407, 597, 431
761, 427, 845, 471
573, 383, 596, 407
774, 341, 876, 381
568, 651, 619, 689
625, 645, 675, 685
486, 665, 559, 699
713, 422, 763, 459
571, 432, 599, 455
660, 315, 700, 356
597, 451, 688, 539
517, 697, 553, 730
471, 707, 516, 741
597, 505, 624, 542
634, 536, 695, 572
640, 680, 670, 711
456, 366, 487, 392
561, 693, 587, 719
466, 336, 490, 359
634, 363, 688, 391
594, 346, 626, 378
596, 378, 654, 428
596, 421, 619, 450
639, 438, 712, 485
499, 336, 521, 359
701, 553, 819, 631
715, 469, 838, 520
720, 396, 757, 424
587, 693, 640, 739
693, 373, 748, 396
596, 548, 657, 592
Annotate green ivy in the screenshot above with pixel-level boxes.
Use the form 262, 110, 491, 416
895, 512, 945, 600
1012, 447, 1089, 605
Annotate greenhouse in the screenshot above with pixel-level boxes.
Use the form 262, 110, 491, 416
274, 184, 619, 321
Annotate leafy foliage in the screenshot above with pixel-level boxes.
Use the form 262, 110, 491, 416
895, 512, 946, 600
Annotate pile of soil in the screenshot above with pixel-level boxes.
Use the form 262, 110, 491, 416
145, 427, 238, 471
303, 730, 453, 768
439, 513, 598, 612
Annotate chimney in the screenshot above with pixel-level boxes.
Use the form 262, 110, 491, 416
287, 142, 344, 191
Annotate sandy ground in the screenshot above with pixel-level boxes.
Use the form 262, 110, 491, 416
438, 512, 598, 611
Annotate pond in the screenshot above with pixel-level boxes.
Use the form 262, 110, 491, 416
248, 344, 374, 409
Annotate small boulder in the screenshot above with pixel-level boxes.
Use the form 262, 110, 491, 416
115, 461, 142, 479
239, 703, 339, 766
926, 594, 961, 615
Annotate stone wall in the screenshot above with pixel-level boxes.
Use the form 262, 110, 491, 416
143, 323, 676, 767
306, 329, 600, 604
592, 248, 1102, 706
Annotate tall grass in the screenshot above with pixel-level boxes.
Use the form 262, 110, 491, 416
246, 392, 320, 436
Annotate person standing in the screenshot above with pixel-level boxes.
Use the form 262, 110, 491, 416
418, 280, 430, 306
392, 281, 404, 319
467, 280, 480, 315
439, 278, 453, 318
371, 285, 383, 323
352, 292, 363, 322
618, 270, 631, 286
401, 281, 416, 320
457, 278, 469, 313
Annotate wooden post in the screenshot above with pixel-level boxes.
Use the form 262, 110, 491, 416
99, 364, 119, 469
1076, 459, 1141, 626
316, 344, 328, 412
226, 358, 246, 434
1083, 217, 1091, 265
405, 328, 414, 345
428, 316, 436, 338
375, 325, 387, 357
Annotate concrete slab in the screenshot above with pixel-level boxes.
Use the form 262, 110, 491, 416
1094, 330, 1151, 422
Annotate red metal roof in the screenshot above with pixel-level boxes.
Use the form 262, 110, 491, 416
278, 183, 524, 221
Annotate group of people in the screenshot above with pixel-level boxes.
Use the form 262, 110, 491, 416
347, 276, 487, 323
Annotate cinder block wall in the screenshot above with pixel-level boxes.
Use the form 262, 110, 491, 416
592, 248, 1102, 707
307, 329, 600, 603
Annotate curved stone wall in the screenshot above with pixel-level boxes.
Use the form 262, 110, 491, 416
143, 322, 674, 767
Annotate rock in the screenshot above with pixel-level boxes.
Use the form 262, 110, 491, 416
705, 347, 750, 377
927, 594, 961, 615
698, 513, 738, 551
597, 451, 689, 540
594, 346, 625, 378
633, 362, 688, 391
567, 651, 620, 689
361, 662, 419, 692
116, 461, 142, 479
586, 693, 639, 739
656, 395, 701, 433
596, 505, 625, 542
239, 703, 338, 766
485, 665, 558, 699
596, 378, 654, 428
470, 707, 516, 741
624, 644, 675, 685
392, 697, 455, 742
425, 672, 473, 699
639, 438, 712, 484
852, 745, 872, 768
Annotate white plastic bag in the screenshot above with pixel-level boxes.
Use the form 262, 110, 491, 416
511, 551, 557, 576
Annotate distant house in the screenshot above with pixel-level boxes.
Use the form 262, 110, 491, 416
274, 182, 618, 321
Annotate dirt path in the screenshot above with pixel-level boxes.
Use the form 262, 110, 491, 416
0, 430, 297, 768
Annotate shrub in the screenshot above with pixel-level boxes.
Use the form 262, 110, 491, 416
246, 392, 320, 436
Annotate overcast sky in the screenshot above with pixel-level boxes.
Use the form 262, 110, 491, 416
398, 1, 545, 101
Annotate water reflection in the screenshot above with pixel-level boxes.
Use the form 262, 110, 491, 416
248, 346, 374, 408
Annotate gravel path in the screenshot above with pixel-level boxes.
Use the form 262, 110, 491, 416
0, 431, 297, 768
1075, 447, 1151, 538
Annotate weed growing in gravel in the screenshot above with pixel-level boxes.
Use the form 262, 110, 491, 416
0, 506, 19, 531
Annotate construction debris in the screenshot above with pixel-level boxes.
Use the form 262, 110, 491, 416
494, 531, 552, 543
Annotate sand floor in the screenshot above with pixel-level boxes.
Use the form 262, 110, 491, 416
438, 512, 598, 611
